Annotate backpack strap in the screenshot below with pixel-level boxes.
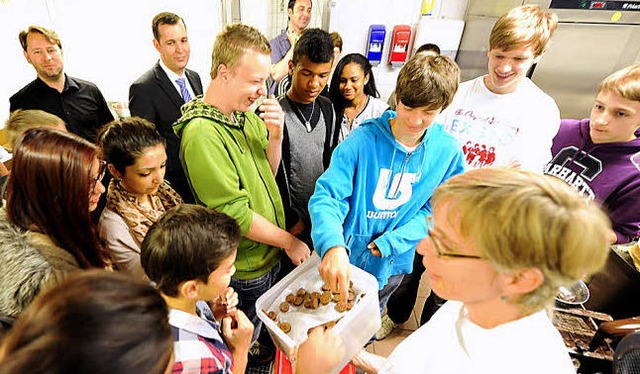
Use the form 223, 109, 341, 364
318, 96, 340, 169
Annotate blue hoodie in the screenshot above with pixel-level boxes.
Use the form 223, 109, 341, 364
309, 111, 465, 289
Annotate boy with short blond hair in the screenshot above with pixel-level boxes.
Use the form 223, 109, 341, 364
0, 109, 67, 187
545, 64, 640, 244
419, 5, 560, 325
173, 23, 310, 363
141, 204, 254, 374
437, 4, 560, 172
5, 109, 66, 149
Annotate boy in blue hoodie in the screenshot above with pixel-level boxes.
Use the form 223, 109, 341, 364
309, 54, 465, 314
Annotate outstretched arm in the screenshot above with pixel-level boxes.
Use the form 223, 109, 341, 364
309, 141, 357, 301
246, 212, 310, 265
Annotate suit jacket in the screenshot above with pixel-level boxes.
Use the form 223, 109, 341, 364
129, 62, 203, 202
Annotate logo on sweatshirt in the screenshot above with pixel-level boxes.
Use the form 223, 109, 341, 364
544, 146, 600, 199
631, 152, 640, 172
369, 168, 417, 218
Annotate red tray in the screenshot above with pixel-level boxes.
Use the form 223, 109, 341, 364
273, 347, 356, 374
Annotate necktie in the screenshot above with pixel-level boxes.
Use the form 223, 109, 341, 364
176, 77, 192, 103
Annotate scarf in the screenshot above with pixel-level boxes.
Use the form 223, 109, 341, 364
105, 179, 183, 246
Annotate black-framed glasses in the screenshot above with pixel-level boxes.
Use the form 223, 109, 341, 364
90, 160, 107, 191
426, 216, 484, 260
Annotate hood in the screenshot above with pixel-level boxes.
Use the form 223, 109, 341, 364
0, 210, 52, 318
173, 98, 245, 138
360, 110, 438, 152
359, 110, 447, 185
575, 118, 640, 160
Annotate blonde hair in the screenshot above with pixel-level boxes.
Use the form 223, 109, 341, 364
5, 109, 65, 149
19, 25, 62, 52
489, 4, 558, 57
210, 23, 271, 79
433, 168, 610, 313
598, 64, 640, 102
396, 54, 460, 110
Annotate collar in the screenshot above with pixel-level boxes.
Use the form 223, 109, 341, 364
159, 59, 186, 83
179, 99, 247, 129
169, 305, 224, 341
108, 179, 155, 209
28, 231, 81, 267
35, 73, 78, 93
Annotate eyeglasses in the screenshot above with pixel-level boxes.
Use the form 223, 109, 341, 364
426, 216, 484, 260
90, 160, 107, 191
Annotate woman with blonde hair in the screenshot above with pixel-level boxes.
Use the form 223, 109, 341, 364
360, 169, 611, 373
349, 168, 611, 373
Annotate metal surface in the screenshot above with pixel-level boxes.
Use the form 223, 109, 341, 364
531, 21, 640, 118
457, 0, 526, 81
531, 0, 640, 22
466, 0, 525, 17
457, 0, 640, 118
556, 280, 591, 305
455, 16, 494, 81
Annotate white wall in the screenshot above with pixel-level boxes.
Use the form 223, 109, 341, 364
327, 0, 468, 102
1, 0, 469, 126
240, 0, 327, 40
2, 0, 222, 125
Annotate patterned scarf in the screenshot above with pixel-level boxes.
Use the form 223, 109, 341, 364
105, 179, 183, 246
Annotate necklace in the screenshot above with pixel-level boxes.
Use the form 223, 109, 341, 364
345, 96, 368, 127
292, 100, 315, 132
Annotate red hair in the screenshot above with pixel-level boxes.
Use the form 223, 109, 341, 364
5, 128, 107, 268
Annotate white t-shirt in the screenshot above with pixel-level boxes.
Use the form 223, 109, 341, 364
437, 76, 560, 173
340, 95, 389, 140
380, 301, 575, 374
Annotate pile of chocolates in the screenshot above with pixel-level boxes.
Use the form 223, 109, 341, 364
263, 282, 362, 335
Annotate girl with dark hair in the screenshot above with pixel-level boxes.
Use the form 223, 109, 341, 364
0, 270, 174, 374
97, 117, 182, 280
328, 53, 389, 139
0, 128, 108, 318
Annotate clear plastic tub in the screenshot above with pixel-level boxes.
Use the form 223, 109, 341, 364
256, 252, 381, 373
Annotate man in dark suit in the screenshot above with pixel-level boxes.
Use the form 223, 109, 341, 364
129, 12, 202, 203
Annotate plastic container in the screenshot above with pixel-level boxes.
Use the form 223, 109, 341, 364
256, 253, 381, 373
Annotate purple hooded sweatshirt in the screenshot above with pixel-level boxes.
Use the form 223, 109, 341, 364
545, 118, 640, 244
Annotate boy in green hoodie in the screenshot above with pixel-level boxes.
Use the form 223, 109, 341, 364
173, 23, 311, 362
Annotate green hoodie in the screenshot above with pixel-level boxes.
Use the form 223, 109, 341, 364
173, 99, 284, 280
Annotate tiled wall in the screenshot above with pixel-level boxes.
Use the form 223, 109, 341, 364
327, 0, 469, 101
